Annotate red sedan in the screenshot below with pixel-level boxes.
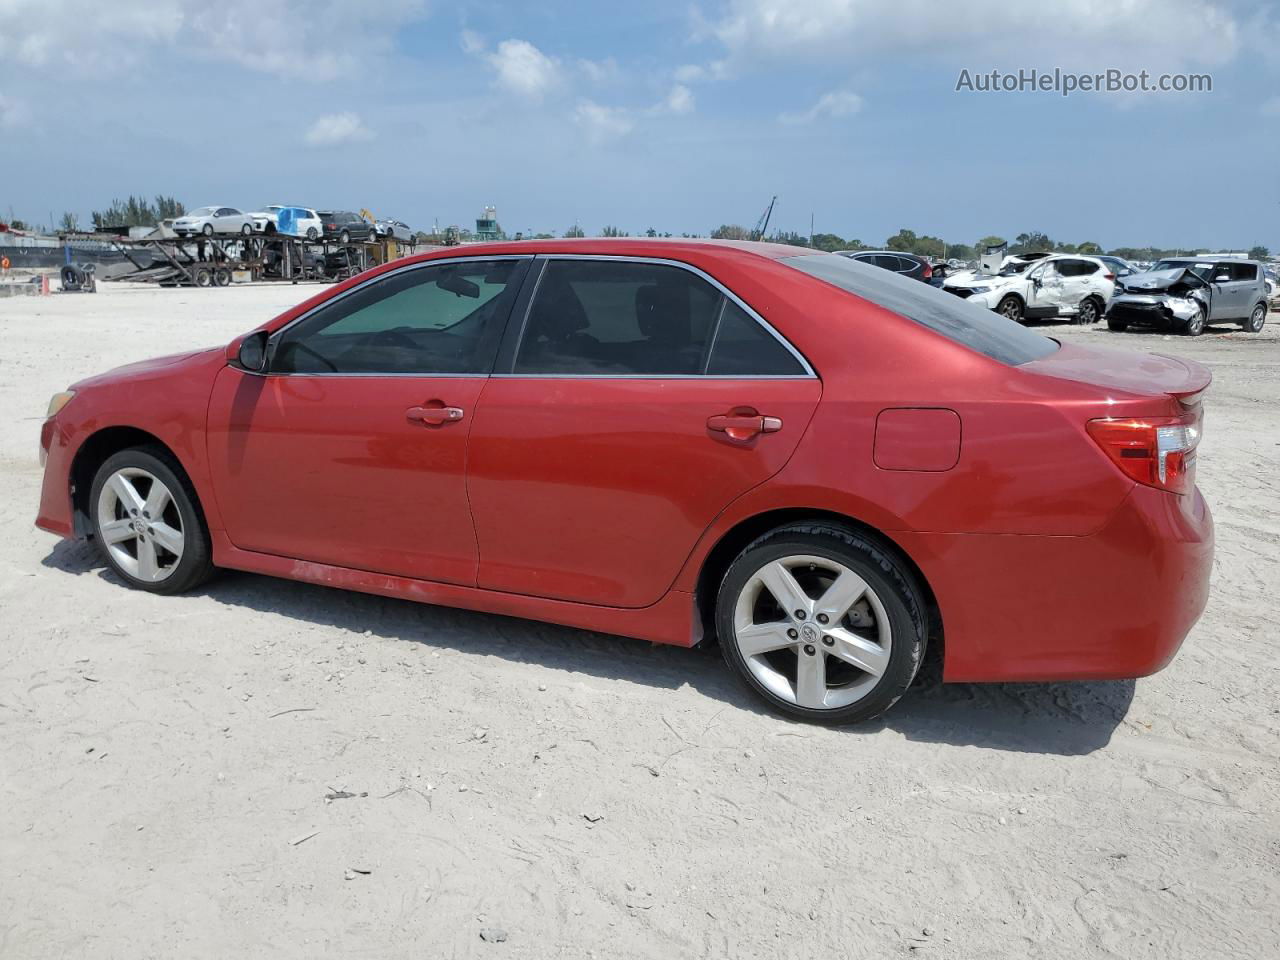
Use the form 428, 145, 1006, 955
36, 240, 1213, 723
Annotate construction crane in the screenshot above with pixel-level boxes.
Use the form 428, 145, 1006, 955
751, 195, 777, 241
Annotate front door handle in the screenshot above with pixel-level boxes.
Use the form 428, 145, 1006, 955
406, 404, 465, 425
707, 412, 783, 441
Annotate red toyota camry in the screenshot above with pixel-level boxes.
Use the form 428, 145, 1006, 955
36, 240, 1213, 723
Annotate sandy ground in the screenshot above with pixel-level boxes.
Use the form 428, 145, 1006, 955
1, 280, 1277, 959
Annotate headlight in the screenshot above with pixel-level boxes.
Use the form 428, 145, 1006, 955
46, 390, 76, 419
968, 286, 991, 294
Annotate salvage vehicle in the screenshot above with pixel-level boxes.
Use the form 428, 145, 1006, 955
836, 250, 942, 286
171, 207, 255, 237
251, 205, 322, 240
1107, 257, 1268, 335
36, 240, 1213, 724
943, 254, 1115, 324
375, 219, 413, 242
1099, 255, 1141, 287
318, 210, 376, 244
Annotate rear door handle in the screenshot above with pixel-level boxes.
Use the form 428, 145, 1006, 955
707, 413, 782, 441
406, 405, 465, 425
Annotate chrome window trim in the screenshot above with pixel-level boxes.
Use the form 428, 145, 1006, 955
252, 254, 534, 378
500, 253, 817, 380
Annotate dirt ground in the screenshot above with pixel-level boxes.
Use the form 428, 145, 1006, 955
1, 280, 1276, 959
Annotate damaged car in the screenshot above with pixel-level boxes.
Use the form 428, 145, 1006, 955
943, 254, 1115, 324
1106, 257, 1268, 336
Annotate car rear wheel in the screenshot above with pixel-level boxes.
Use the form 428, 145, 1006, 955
1244, 303, 1266, 333
194, 267, 212, 287
1076, 297, 1100, 325
716, 524, 926, 724
340, 230, 351, 244
306, 227, 318, 241
997, 295, 1023, 323
89, 448, 215, 595
1184, 305, 1207, 337
213, 267, 231, 287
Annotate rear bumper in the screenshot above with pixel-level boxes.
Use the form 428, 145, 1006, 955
900, 484, 1213, 683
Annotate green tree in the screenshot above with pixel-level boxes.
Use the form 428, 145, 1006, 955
1249, 245, 1270, 260
58, 211, 80, 232
1010, 231, 1053, 254
600, 225, 628, 237
885, 228, 918, 252
1076, 241, 1103, 255
710, 224, 751, 240
564, 224, 585, 238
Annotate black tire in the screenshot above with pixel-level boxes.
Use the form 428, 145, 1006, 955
306, 227, 318, 241
340, 230, 350, 244
1184, 305, 1206, 337
1076, 296, 1101, 325
996, 295, 1023, 323
88, 447, 215, 595
241, 223, 252, 236
194, 267, 212, 287
716, 523, 926, 725
202, 223, 214, 237
213, 267, 231, 287
1243, 302, 1266, 333
1107, 315, 1129, 332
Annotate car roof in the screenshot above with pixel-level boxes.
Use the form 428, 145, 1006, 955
399, 237, 825, 262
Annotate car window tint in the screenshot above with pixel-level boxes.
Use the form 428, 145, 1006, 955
514, 260, 721, 375
273, 259, 524, 375
1229, 262, 1258, 281
706, 301, 806, 376
782, 253, 1058, 366
895, 256, 917, 273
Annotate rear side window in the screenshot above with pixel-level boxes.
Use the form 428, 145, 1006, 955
707, 302, 806, 376
515, 260, 721, 375
1229, 262, 1258, 281
782, 253, 1058, 366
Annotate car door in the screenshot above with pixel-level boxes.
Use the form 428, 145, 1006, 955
1025, 261, 1065, 315
466, 256, 822, 608
1055, 259, 1092, 311
214, 208, 237, 232
206, 256, 530, 585
1227, 262, 1258, 318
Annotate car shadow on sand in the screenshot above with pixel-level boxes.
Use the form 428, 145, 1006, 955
44, 540, 1134, 757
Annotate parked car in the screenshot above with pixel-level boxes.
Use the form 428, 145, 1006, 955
1106, 257, 1268, 335
251, 205, 322, 240
1098, 255, 1141, 287
171, 207, 255, 237
36, 240, 1212, 725
375, 220, 413, 242
943, 254, 1115, 324
837, 250, 941, 286
318, 211, 375, 244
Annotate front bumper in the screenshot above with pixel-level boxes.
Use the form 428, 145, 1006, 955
898, 483, 1213, 683
1107, 294, 1200, 327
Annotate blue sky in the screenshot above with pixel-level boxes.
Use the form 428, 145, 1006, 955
2, 0, 1277, 249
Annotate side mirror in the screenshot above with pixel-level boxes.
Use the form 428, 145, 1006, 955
228, 330, 269, 372
1214, 274, 1230, 283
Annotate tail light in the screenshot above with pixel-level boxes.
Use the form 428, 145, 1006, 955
1086, 405, 1202, 495
1104, 272, 1116, 281
922, 263, 933, 279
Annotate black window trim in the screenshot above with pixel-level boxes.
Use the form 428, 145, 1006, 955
493, 254, 817, 380
256, 255, 534, 378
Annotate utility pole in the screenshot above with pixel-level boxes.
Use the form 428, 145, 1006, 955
809, 212, 814, 248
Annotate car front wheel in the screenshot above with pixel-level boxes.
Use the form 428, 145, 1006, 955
997, 295, 1023, 323
1184, 305, 1207, 337
716, 524, 926, 724
89, 447, 215, 594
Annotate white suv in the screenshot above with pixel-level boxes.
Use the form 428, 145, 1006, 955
943, 254, 1116, 324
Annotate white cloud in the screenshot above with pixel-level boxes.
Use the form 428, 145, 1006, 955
305, 112, 373, 145
708, 0, 1241, 73
574, 100, 634, 142
663, 84, 695, 114
779, 89, 862, 124
579, 57, 621, 84
674, 60, 728, 84
460, 29, 485, 55
486, 39, 562, 100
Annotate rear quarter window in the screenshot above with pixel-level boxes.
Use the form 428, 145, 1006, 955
782, 253, 1058, 366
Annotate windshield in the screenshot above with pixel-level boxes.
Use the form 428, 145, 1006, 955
782, 253, 1058, 366
1152, 259, 1215, 281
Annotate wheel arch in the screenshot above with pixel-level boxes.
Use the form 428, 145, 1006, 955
693, 507, 943, 655
69, 427, 193, 537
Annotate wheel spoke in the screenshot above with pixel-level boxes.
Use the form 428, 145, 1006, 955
149, 521, 184, 558
144, 481, 172, 519
109, 473, 146, 514
136, 537, 160, 581
735, 621, 796, 657
826, 627, 890, 677
757, 561, 810, 615
794, 651, 827, 708
99, 518, 135, 545
816, 570, 868, 623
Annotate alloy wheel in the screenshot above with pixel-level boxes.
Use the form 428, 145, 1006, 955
1247, 304, 1266, 333
1078, 299, 1097, 324
731, 555, 892, 710
95, 467, 185, 583
1186, 307, 1206, 337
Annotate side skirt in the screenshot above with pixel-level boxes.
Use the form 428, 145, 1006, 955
211, 537, 702, 648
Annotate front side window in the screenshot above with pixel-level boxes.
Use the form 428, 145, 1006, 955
273, 259, 526, 375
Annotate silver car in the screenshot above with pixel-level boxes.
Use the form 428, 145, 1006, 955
172, 206, 255, 237
1106, 256, 1268, 336
374, 219, 413, 242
